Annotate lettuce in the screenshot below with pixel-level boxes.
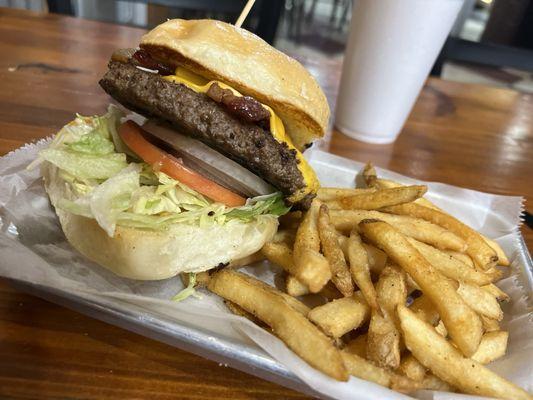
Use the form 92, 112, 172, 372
40, 148, 127, 180
66, 131, 114, 155
225, 192, 290, 222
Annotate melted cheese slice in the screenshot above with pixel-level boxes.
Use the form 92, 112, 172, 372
163, 67, 319, 203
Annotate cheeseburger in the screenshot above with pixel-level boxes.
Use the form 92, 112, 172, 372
38, 19, 329, 280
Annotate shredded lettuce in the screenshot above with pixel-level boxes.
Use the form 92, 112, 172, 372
172, 273, 197, 302
41, 108, 291, 237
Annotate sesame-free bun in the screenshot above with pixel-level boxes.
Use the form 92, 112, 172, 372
42, 162, 278, 280
140, 19, 329, 150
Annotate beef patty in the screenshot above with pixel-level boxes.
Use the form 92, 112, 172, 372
99, 60, 306, 201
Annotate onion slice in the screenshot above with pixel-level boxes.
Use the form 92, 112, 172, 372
142, 120, 276, 198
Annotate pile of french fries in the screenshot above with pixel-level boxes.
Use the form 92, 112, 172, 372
193, 164, 531, 399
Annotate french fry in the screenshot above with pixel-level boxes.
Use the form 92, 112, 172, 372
308, 293, 370, 338
457, 282, 503, 321
272, 229, 296, 246
375, 264, 406, 329
330, 209, 466, 251
471, 331, 508, 364
344, 334, 367, 358
285, 274, 309, 297
482, 283, 510, 302
406, 237, 498, 285
293, 199, 332, 292
410, 295, 440, 326
382, 203, 498, 269
435, 320, 448, 337
399, 354, 426, 382
340, 351, 419, 393
347, 229, 379, 309
398, 305, 530, 400
285, 275, 342, 300
360, 220, 482, 356
338, 234, 387, 275
207, 269, 348, 381
421, 374, 455, 391
327, 185, 427, 210
362, 162, 378, 188
367, 311, 401, 369
318, 204, 354, 297
481, 315, 501, 332
261, 242, 298, 275
317, 187, 375, 201
224, 300, 265, 326
445, 250, 475, 267
482, 235, 510, 267
229, 251, 265, 268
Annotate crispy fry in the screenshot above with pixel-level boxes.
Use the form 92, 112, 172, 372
376, 264, 407, 329
482, 235, 510, 267
208, 269, 348, 381
382, 203, 498, 269
410, 295, 440, 326
481, 315, 501, 332
272, 229, 296, 246
229, 251, 265, 268
327, 185, 427, 210
360, 220, 482, 356
482, 283, 510, 302
399, 354, 426, 382
330, 209, 466, 251
285, 274, 309, 297
344, 334, 367, 358
445, 250, 475, 267
317, 187, 375, 201
406, 237, 497, 285
398, 305, 530, 400
340, 351, 419, 393
457, 282, 503, 321
293, 199, 332, 292
318, 204, 354, 296
370, 176, 441, 211
362, 162, 378, 188
224, 300, 265, 326
471, 331, 508, 364
308, 293, 370, 338
261, 242, 298, 275
347, 229, 379, 309
435, 320, 448, 337
421, 374, 455, 391
367, 310, 401, 369
338, 234, 387, 275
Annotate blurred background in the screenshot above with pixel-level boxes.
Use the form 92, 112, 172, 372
3, 0, 533, 93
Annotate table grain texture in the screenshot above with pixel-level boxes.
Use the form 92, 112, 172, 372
0, 7, 531, 400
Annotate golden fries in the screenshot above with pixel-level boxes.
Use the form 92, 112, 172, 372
285, 274, 309, 297
383, 203, 498, 269
399, 354, 426, 382
362, 162, 378, 188
367, 311, 401, 369
317, 187, 375, 201
482, 283, 510, 302
229, 251, 265, 268
406, 237, 498, 285
481, 315, 501, 332
482, 234, 510, 267
471, 331, 508, 364
308, 293, 370, 338
359, 220, 482, 356
340, 351, 419, 392
375, 264, 406, 329
208, 269, 348, 381
398, 305, 530, 400
344, 335, 367, 358
347, 229, 379, 309
318, 204, 354, 296
327, 185, 427, 210
330, 209, 466, 251
293, 199, 332, 292
457, 282, 503, 321
261, 241, 298, 275
180, 271, 210, 287
409, 295, 440, 325
445, 250, 475, 267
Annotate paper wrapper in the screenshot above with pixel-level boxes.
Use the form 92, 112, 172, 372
0, 140, 531, 400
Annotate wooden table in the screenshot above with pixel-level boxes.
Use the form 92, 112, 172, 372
0, 7, 531, 400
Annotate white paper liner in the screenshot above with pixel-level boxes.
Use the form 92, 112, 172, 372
0, 139, 531, 400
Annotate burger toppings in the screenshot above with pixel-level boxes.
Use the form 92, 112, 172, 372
119, 120, 246, 207
206, 83, 270, 126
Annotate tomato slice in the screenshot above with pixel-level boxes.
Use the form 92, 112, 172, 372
119, 121, 246, 207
